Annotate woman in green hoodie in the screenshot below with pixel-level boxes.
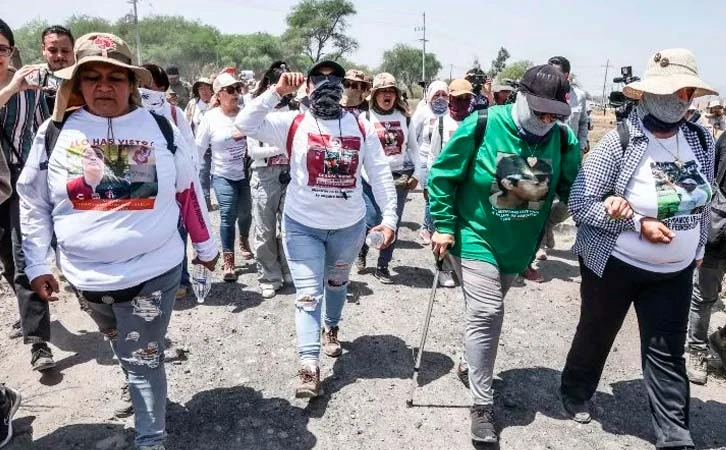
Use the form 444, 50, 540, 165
427, 65, 581, 443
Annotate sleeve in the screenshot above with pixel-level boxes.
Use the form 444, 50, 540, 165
194, 113, 212, 161
567, 129, 637, 233
234, 89, 297, 150
577, 94, 589, 149
405, 122, 423, 181
173, 126, 218, 262
17, 120, 54, 282
555, 126, 583, 203
697, 130, 717, 259
362, 121, 398, 231
427, 113, 479, 235
34, 92, 50, 129
174, 106, 198, 169
247, 137, 284, 160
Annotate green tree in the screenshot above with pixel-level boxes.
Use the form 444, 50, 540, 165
496, 60, 533, 83
379, 44, 442, 95
488, 47, 510, 78
13, 18, 48, 65
283, 0, 358, 63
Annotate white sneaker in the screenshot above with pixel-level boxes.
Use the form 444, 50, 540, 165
438, 271, 456, 288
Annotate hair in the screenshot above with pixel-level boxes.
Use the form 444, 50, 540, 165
0, 19, 15, 47
142, 64, 169, 91
548, 56, 571, 75
41, 25, 74, 45
253, 61, 289, 98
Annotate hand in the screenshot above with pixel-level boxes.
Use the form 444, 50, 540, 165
30, 274, 60, 302
5, 65, 41, 95
483, 78, 492, 96
370, 224, 396, 249
275, 72, 305, 96
640, 217, 675, 244
604, 196, 633, 220
431, 231, 455, 260
405, 177, 419, 191
192, 252, 220, 271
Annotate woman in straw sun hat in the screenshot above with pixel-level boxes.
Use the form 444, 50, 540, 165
17, 32, 218, 450
560, 48, 716, 449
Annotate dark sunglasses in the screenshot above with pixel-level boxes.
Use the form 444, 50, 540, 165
0, 45, 13, 57
532, 110, 567, 122
221, 85, 242, 95
310, 74, 342, 87
343, 80, 366, 90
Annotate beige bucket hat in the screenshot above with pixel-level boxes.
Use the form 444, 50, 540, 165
52, 33, 151, 121
623, 48, 717, 100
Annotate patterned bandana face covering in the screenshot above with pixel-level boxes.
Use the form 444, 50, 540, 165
430, 97, 448, 116
309, 81, 343, 120
515, 95, 556, 137
139, 88, 166, 113
449, 96, 472, 121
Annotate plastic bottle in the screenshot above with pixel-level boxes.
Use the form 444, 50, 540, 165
365, 231, 384, 249
191, 265, 212, 304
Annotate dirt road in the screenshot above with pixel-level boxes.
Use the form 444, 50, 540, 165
2, 193, 725, 450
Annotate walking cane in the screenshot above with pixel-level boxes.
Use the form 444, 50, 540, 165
406, 256, 444, 407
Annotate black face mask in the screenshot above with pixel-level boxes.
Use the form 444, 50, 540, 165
309, 82, 343, 120
641, 114, 684, 134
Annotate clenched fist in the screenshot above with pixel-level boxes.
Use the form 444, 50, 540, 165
275, 72, 305, 96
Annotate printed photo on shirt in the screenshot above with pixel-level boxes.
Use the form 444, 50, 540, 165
306, 133, 360, 189
374, 121, 404, 156
65, 142, 158, 211
490, 153, 552, 221
650, 160, 711, 220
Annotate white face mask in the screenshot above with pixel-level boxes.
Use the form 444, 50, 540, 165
139, 88, 166, 113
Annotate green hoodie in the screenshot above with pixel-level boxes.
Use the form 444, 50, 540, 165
428, 104, 581, 274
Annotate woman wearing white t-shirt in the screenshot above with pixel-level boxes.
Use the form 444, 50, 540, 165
236, 61, 397, 398
560, 49, 716, 448
196, 73, 253, 281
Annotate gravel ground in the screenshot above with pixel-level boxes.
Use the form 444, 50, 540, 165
1, 191, 726, 450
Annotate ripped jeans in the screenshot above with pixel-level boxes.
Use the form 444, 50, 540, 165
80, 264, 180, 448
282, 215, 365, 364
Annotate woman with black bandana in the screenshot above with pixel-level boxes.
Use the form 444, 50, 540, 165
235, 61, 398, 398
559, 49, 716, 450
427, 65, 581, 443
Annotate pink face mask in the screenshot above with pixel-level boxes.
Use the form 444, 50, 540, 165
449, 96, 473, 121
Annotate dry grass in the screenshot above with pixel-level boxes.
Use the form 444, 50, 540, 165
589, 110, 618, 146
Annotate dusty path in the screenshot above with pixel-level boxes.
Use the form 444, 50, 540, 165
1, 192, 725, 450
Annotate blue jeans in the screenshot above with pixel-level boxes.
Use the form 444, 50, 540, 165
82, 265, 181, 448
362, 179, 407, 268
423, 197, 433, 233
212, 175, 252, 252
282, 215, 365, 364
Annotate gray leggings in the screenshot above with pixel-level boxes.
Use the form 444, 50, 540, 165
450, 256, 516, 405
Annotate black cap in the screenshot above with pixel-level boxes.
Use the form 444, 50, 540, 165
307, 60, 345, 79
166, 66, 179, 76
519, 65, 571, 116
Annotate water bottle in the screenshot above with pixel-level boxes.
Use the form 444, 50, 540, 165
365, 231, 384, 249
191, 265, 212, 304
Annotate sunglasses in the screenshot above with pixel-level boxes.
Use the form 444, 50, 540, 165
310, 74, 342, 87
532, 110, 567, 122
0, 45, 13, 57
221, 85, 242, 95
343, 80, 366, 90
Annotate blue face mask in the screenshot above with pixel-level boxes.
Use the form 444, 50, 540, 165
430, 97, 448, 116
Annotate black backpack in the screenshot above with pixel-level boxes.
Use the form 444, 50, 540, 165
42, 110, 176, 169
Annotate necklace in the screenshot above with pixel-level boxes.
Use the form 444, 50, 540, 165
652, 133, 683, 168
522, 140, 542, 168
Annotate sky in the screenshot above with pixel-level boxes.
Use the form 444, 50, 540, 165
4, 0, 726, 98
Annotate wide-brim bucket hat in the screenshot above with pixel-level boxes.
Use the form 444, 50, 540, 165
52, 32, 151, 121
623, 48, 718, 100
192, 77, 213, 97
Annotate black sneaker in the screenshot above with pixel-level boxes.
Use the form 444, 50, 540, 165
0, 385, 22, 448
355, 252, 367, 273
457, 361, 470, 389
7, 321, 21, 340
470, 404, 497, 443
374, 267, 394, 284
31, 344, 56, 372
559, 389, 591, 423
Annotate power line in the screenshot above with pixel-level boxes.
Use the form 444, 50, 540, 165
414, 12, 428, 82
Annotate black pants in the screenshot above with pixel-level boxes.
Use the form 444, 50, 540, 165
0, 192, 51, 345
561, 257, 694, 448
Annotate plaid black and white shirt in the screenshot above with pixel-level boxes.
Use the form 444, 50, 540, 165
570, 112, 715, 277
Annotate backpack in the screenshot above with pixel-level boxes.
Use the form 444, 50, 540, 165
42, 110, 176, 169
286, 112, 366, 158
706, 132, 726, 256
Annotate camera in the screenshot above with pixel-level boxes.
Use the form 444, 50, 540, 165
465, 68, 488, 94
609, 66, 640, 122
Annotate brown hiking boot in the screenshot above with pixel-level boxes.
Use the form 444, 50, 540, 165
686, 349, 708, 385
322, 326, 342, 357
295, 366, 321, 398
239, 237, 254, 261
222, 252, 237, 282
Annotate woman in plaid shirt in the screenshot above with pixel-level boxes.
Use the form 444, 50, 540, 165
559, 49, 717, 450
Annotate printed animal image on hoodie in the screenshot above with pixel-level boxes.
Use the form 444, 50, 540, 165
65, 141, 158, 210
374, 121, 404, 156
651, 160, 711, 220
489, 154, 552, 220
306, 133, 361, 190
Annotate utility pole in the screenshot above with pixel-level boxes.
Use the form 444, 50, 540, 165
601, 59, 610, 112
414, 13, 428, 82
449, 64, 453, 81
128, 0, 142, 64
